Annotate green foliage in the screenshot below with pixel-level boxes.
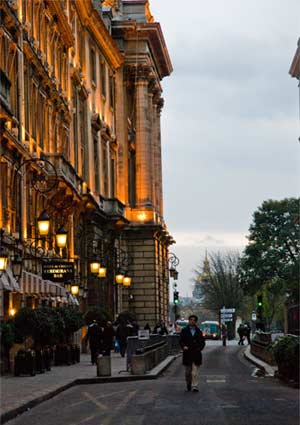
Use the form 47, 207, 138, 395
13, 307, 37, 343
13, 307, 65, 346
0, 321, 15, 349
270, 335, 300, 381
239, 198, 300, 302
193, 251, 244, 314
84, 307, 111, 327
117, 310, 137, 324
56, 307, 84, 338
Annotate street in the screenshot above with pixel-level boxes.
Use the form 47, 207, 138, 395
7, 342, 299, 425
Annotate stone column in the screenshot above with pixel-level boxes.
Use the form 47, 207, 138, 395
115, 67, 128, 205
156, 98, 164, 217
135, 65, 152, 207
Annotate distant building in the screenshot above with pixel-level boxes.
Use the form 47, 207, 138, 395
192, 253, 210, 302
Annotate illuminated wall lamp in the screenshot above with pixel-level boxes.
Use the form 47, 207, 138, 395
115, 272, 124, 284
98, 267, 107, 278
37, 210, 50, 236
90, 260, 101, 274
56, 226, 68, 249
123, 276, 131, 287
9, 308, 16, 317
71, 284, 79, 295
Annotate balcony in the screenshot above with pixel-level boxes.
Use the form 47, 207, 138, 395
104, 198, 126, 222
42, 153, 82, 197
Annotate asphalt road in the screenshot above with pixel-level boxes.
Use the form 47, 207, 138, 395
7, 342, 299, 425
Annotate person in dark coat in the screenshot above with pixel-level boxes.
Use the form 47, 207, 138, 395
244, 323, 251, 345
116, 322, 129, 357
144, 323, 151, 333
102, 321, 115, 356
179, 314, 205, 392
86, 320, 103, 365
237, 324, 245, 345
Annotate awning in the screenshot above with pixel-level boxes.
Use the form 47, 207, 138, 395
0, 267, 20, 292
20, 271, 67, 297
67, 293, 79, 306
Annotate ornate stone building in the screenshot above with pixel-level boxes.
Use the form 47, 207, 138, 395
0, 0, 173, 327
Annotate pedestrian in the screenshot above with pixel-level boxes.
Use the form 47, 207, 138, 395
221, 324, 227, 346
144, 323, 151, 333
179, 314, 205, 392
102, 321, 115, 356
116, 322, 129, 357
244, 323, 251, 345
131, 320, 139, 336
237, 324, 245, 345
86, 320, 103, 365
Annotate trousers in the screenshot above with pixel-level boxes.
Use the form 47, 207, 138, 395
185, 363, 200, 388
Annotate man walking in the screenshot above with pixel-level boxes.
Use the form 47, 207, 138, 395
179, 314, 205, 392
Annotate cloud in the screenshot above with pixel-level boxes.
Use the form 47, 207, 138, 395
173, 231, 247, 248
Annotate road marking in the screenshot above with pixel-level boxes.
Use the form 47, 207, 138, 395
274, 398, 286, 401
83, 391, 108, 410
78, 415, 96, 424
70, 390, 127, 408
206, 379, 226, 383
115, 390, 137, 411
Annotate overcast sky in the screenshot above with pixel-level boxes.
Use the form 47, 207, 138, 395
149, 0, 300, 296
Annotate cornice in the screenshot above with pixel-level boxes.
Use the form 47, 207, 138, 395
45, 0, 73, 48
113, 21, 173, 79
75, 0, 124, 69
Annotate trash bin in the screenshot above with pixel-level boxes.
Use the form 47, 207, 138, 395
97, 354, 111, 376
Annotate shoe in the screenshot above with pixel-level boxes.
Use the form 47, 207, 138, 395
187, 384, 191, 391
192, 388, 199, 392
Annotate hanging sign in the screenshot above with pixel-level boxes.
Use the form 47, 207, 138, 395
42, 262, 74, 282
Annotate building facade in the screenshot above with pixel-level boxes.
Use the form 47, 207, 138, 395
0, 0, 173, 327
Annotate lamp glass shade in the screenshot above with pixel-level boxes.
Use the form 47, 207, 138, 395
98, 267, 107, 278
71, 284, 79, 295
115, 273, 124, 284
90, 261, 101, 274
12, 255, 23, 280
0, 254, 8, 272
56, 226, 68, 248
37, 211, 50, 236
123, 276, 131, 287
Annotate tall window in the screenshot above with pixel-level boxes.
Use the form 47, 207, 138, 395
79, 96, 87, 180
94, 138, 100, 193
72, 84, 79, 170
90, 48, 96, 85
110, 157, 115, 198
128, 149, 136, 207
101, 61, 106, 98
109, 74, 114, 109
102, 142, 108, 197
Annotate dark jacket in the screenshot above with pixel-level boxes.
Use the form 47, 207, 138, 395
179, 326, 205, 366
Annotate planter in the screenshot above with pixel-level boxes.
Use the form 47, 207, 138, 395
14, 349, 36, 376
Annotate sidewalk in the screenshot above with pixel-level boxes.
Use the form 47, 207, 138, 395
243, 345, 278, 377
0, 352, 177, 423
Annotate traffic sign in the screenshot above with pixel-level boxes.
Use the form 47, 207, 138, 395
220, 308, 236, 313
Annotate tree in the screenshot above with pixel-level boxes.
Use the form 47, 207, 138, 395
239, 198, 300, 303
193, 251, 244, 313
193, 251, 244, 339
57, 307, 84, 343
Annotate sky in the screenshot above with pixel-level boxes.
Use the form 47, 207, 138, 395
149, 0, 300, 297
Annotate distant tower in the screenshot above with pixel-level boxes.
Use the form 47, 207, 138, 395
192, 251, 210, 302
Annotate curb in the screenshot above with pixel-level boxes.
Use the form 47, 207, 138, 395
243, 346, 277, 377
1, 355, 178, 424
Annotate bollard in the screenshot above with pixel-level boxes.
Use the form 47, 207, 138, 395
97, 354, 111, 377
